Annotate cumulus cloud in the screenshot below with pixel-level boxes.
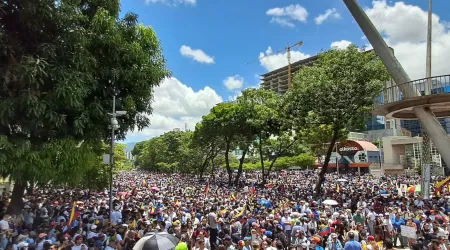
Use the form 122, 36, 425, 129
331, 40, 352, 50
315, 8, 341, 25
258, 46, 311, 72
180, 45, 215, 64
223, 75, 244, 91
365, 0, 450, 80
128, 77, 222, 139
266, 4, 308, 28
145, 0, 195, 5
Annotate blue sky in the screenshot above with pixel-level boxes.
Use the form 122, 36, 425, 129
122, 0, 450, 143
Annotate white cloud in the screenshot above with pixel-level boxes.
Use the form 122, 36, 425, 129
180, 45, 215, 64
266, 4, 308, 28
128, 77, 222, 139
331, 40, 352, 50
315, 8, 341, 25
365, 0, 450, 80
258, 46, 311, 72
145, 0, 195, 6
223, 75, 244, 91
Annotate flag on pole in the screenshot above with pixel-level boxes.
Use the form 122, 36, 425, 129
68, 201, 76, 225
205, 183, 209, 197
250, 184, 256, 196
231, 193, 236, 200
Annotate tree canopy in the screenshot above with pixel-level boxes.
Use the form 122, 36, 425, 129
284, 45, 389, 196
0, 0, 170, 212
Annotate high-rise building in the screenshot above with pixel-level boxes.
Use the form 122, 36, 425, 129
260, 53, 388, 131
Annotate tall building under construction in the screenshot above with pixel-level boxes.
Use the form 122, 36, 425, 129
260, 55, 318, 94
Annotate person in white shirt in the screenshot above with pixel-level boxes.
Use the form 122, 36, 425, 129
111, 206, 122, 225
367, 209, 376, 236
71, 235, 88, 250
281, 212, 293, 245
88, 225, 98, 239
414, 197, 424, 208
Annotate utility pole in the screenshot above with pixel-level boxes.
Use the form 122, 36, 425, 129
109, 95, 115, 220
422, 0, 433, 200
107, 95, 127, 221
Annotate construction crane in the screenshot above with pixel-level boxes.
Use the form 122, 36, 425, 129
248, 41, 303, 89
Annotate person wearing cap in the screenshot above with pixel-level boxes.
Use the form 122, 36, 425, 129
105, 236, 119, 250
87, 225, 98, 240
294, 231, 310, 249
71, 235, 88, 250
310, 237, 324, 250
223, 235, 235, 250
237, 240, 245, 250
327, 233, 343, 250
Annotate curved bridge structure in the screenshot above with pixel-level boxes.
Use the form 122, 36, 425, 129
343, 0, 450, 169
375, 75, 450, 119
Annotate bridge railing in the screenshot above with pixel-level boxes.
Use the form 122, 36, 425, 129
375, 75, 450, 107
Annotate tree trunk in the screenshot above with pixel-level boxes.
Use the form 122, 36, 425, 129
234, 145, 249, 185
264, 154, 279, 180
210, 157, 215, 183
224, 140, 232, 186
7, 183, 26, 215
199, 155, 210, 180
314, 130, 339, 198
258, 136, 266, 184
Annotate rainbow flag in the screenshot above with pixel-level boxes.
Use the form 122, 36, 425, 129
319, 226, 331, 236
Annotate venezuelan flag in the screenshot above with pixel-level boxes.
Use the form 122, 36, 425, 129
336, 184, 340, 193
251, 184, 256, 195
68, 201, 76, 225
319, 226, 331, 236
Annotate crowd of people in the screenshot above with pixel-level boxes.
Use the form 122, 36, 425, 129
0, 169, 449, 250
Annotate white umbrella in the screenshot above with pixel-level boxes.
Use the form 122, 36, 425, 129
322, 200, 339, 206
133, 232, 179, 250
336, 179, 348, 182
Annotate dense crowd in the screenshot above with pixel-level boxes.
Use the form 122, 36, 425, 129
0, 169, 449, 250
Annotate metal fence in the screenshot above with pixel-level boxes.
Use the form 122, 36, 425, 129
375, 75, 450, 107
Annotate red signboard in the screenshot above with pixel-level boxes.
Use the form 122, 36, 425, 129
337, 141, 363, 155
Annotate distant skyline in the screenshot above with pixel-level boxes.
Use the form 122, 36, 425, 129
121, 0, 450, 143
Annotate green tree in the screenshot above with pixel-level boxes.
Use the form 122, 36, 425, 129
112, 144, 132, 171
133, 131, 196, 173
200, 102, 245, 186
191, 123, 224, 179
238, 89, 301, 183
285, 45, 389, 196
0, 0, 170, 212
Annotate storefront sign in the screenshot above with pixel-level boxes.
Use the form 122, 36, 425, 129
339, 146, 359, 152
337, 141, 364, 155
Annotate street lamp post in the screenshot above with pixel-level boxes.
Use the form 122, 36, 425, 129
108, 95, 126, 221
